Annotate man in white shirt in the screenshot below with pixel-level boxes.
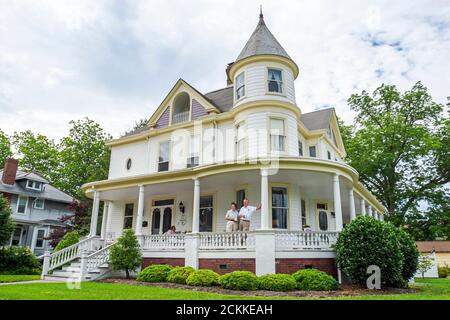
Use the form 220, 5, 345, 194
238, 198, 261, 231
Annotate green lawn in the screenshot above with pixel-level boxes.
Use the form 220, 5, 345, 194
0, 278, 448, 300
0, 275, 41, 283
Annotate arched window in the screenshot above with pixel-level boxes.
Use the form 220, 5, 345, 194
172, 92, 190, 124
318, 210, 328, 231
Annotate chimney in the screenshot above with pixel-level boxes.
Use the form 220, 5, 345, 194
2, 158, 18, 185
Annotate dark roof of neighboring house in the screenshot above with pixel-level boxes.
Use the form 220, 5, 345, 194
235, 13, 291, 63
416, 241, 450, 253
0, 169, 74, 204
300, 108, 334, 131
204, 86, 234, 112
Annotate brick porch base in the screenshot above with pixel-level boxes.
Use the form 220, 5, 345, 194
141, 258, 185, 269
275, 258, 337, 278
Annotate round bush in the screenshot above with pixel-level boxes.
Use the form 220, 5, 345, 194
218, 271, 258, 290
54, 231, 80, 252
137, 264, 173, 282
335, 216, 404, 287
438, 266, 449, 278
167, 266, 195, 284
186, 269, 219, 287
292, 269, 338, 291
257, 274, 297, 291
0, 246, 41, 275
396, 228, 419, 281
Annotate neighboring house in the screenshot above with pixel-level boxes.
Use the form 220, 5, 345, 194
417, 241, 450, 268
0, 158, 74, 256
41, 12, 387, 281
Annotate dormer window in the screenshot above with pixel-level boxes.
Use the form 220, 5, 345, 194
268, 68, 282, 93
235, 72, 245, 100
172, 92, 190, 124
26, 180, 42, 191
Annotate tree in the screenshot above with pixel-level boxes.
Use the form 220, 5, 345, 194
417, 255, 434, 278
123, 118, 148, 137
57, 118, 111, 199
342, 82, 450, 229
0, 129, 12, 167
0, 194, 15, 245
109, 229, 141, 279
12, 131, 59, 182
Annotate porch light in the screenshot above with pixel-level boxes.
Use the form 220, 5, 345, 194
179, 201, 185, 213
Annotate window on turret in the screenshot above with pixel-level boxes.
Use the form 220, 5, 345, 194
235, 72, 245, 100
268, 68, 282, 93
270, 118, 285, 152
236, 121, 246, 158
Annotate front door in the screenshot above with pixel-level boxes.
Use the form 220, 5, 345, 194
151, 205, 173, 234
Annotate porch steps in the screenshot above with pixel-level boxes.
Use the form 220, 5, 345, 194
43, 258, 110, 281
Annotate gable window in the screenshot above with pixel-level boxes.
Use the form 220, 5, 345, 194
199, 195, 214, 232
123, 203, 134, 229
172, 92, 190, 124
158, 141, 170, 172
235, 72, 245, 100
272, 187, 288, 229
34, 198, 45, 210
270, 118, 285, 152
298, 141, 303, 156
26, 180, 42, 191
268, 68, 282, 93
236, 121, 246, 158
16, 196, 28, 215
309, 146, 317, 157
187, 135, 200, 168
35, 229, 46, 249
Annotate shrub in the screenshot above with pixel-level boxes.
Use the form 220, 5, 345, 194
438, 266, 448, 278
0, 195, 15, 245
335, 216, 404, 287
186, 269, 219, 287
109, 229, 142, 278
396, 228, 419, 281
0, 247, 41, 275
257, 274, 297, 291
218, 271, 258, 290
54, 231, 80, 252
137, 264, 173, 282
167, 266, 195, 284
292, 269, 338, 291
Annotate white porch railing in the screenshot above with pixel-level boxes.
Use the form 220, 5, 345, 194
172, 111, 190, 124
141, 234, 185, 250
275, 231, 338, 250
46, 236, 102, 272
84, 242, 115, 273
199, 232, 255, 250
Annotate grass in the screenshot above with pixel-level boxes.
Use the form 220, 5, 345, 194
0, 278, 448, 300
0, 275, 41, 283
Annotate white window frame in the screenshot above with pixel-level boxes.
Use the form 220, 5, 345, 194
309, 145, 317, 158
26, 180, 42, 191
35, 228, 47, 249
187, 135, 200, 168
33, 198, 45, 210
269, 117, 286, 152
235, 72, 245, 101
271, 186, 289, 229
235, 121, 247, 158
16, 196, 29, 215
267, 67, 284, 94
158, 140, 171, 172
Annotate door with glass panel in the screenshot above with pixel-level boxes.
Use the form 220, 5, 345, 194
199, 195, 213, 232
272, 187, 288, 229
151, 199, 174, 234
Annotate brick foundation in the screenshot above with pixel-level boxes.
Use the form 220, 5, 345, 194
275, 258, 337, 278
198, 259, 256, 274
141, 258, 185, 269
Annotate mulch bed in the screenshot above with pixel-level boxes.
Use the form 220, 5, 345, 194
98, 278, 418, 298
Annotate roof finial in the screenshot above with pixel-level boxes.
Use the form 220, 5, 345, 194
259, 5, 263, 19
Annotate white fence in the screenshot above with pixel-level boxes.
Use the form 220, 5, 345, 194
141, 234, 185, 250
275, 231, 339, 250
199, 232, 255, 250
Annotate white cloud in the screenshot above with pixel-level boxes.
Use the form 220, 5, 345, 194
0, 0, 449, 140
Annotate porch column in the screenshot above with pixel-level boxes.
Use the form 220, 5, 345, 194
360, 198, 366, 215
368, 205, 373, 218
333, 174, 343, 231
100, 201, 110, 239
135, 185, 145, 236
260, 168, 270, 230
30, 225, 39, 253
192, 178, 200, 233
348, 189, 356, 221
89, 191, 100, 237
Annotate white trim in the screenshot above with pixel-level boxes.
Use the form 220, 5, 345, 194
33, 198, 45, 210
16, 195, 29, 215
34, 228, 47, 249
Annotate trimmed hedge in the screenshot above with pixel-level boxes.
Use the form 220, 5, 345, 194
292, 269, 338, 291
438, 266, 449, 278
186, 269, 219, 287
137, 264, 173, 282
257, 274, 297, 291
167, 266, 195, 284
0, 246, 41, 275
218, 271, 258, 291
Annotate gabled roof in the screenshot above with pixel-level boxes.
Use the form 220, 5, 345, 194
204, 86, 234, 113
300, 108, 334, 131
235, 12, 291, 63
15, 171, 49, 184
0, 169, 74, 203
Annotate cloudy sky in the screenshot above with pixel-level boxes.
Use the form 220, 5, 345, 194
1, 0, 449, 141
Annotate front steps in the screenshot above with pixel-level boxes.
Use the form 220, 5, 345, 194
43, 259, 111, 281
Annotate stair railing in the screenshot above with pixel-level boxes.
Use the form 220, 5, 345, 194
80, 241, 116, 280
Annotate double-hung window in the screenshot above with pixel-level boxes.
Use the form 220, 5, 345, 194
35, 229, 46, 249
235, 72, 245, 100
268, 68, 282, 93
16, 196, 28, 215
199, 195, 213, 232
309, 146, 317, 157
158, 141, 170, 172
187, 135, 200, 168
236, 121, 246, 158
123, 203, 134, 229
270, 118, 285, 152
272, 187, 288, 229
34, 198, 45, 210
298, 141, 303, 156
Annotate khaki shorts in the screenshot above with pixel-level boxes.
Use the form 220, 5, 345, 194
239, 220, 250, 231
226, 221, 238, 232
